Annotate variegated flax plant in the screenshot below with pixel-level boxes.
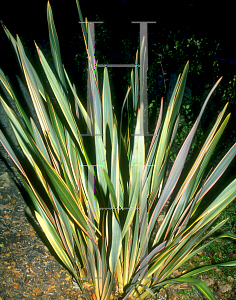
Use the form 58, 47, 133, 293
0, 1, 236, 299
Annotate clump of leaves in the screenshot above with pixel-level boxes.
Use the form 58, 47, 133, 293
1, 1, 236, 300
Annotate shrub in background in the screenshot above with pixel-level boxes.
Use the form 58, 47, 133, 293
0, 1, 236, 299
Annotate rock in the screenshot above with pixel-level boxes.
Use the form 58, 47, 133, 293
214, 267, 222, 273
227, 276, 234, 283
172, 270, 182, 277
218, 281, 232, 293
44, 246, 49, 252
203, 277, 215, 286
0, 172, 10, 183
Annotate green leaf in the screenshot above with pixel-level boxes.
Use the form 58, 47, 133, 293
35, 42, 90, 165
35, 211, 81, 287
102, 67, 113, 146
47, 1, 67, 94
180, 259, 236, 278
109, 214, 122, 273
0, 68, 34, 137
